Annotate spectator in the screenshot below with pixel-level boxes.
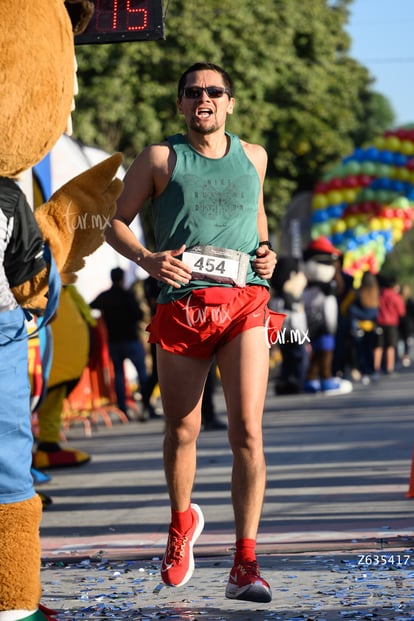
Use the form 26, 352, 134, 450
91, 268, 156, 420
398, 284, 414, 367
269, 257, 308, 395
373, 274, 406, 377
347, 271, 379, 383
201, 363, 227, 430
332, 254, 354, 378
143, 276, 162, 413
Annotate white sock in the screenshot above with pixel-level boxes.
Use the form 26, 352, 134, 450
0, 610, 36, 621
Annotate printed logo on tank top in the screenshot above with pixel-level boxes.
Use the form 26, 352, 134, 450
183, 174, 247, 220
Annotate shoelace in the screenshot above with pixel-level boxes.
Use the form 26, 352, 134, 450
237, 561, 260, 576
166, 533, 189, 562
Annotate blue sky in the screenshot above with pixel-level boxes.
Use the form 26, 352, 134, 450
346, 0, 414, 127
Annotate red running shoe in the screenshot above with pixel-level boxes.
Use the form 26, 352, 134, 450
160, 503, 204, 587
12, 604, 59, 621
225, 561, 272, 602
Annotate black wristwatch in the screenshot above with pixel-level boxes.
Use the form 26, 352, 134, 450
258, 240, 273, 250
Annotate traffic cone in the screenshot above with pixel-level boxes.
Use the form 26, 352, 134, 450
406, 447, 414, 498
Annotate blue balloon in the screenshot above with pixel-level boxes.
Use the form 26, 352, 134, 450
364, 147, 379, 161
331, 233, 345, 246
311, 210, 329, 224
351, 147, 365, 161
344, 228, 355, 240
391, 180, 405, 193
328, 204, 345, 219
394, 153, 407, 166
378, 151, 394, 165
373, 178, 392, 190
380, 231, 392, 245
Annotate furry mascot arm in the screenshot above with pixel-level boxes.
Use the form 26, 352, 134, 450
42, 153, 123, 280
11, 153, 123, 311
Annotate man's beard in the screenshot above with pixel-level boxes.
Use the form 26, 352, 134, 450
190, 115, 218, 135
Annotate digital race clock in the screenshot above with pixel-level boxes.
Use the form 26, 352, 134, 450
75, 0, 165, 44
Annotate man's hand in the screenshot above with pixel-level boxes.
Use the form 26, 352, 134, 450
140, 244, 192, 289
253, 245, 277, 280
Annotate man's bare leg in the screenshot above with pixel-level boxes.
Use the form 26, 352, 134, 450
216, 326, 269, 541
156, 346, 212, 510
157, 347, 211, 587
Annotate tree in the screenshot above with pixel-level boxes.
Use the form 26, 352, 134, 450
73, 0, 394, 238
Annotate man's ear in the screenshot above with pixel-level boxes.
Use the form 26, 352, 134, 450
177, 98, 184, 114
226, 97, 235, 115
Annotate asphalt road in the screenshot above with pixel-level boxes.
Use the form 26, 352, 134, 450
37, 365, 414, 620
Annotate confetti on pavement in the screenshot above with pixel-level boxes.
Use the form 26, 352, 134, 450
39, 551, 414, 621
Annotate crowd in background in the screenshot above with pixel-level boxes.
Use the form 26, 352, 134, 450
270, 252, 414, 396
32, 248, 414, 465
66, 254, 414, 412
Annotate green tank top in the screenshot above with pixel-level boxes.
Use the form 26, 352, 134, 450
152, 132, 268, 303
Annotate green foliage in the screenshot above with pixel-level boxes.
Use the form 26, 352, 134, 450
380, 227, 414, 292
73, 0, 395, 238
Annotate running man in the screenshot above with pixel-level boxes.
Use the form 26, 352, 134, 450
106, 62, 277, 603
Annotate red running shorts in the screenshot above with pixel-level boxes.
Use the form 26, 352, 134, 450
147, 285, 285, 358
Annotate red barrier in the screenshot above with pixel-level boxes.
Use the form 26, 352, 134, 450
63, 318, 131, 433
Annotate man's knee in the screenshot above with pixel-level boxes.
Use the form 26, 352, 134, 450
229, 425, 263, 454
165, 415, 201, 445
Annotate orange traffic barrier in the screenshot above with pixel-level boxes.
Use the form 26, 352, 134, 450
63, 318, 130, 434
406, 446, 414, 498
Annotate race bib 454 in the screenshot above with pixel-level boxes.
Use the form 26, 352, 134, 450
182, 245, 249, 287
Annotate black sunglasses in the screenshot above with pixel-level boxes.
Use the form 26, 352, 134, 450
182, 86, 232, 99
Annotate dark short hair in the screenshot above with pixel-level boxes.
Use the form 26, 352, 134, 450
177, 62, 234, 100
111, 267, 124, 284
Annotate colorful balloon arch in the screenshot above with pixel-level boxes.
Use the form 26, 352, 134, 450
310, 126, 414, 281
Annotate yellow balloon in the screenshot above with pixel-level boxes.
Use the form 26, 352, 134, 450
373, 136, 386, 150
394, 167, 410, 181
392, 218, 404, 231
342, 188, 357, 203
327, 190, 343, 205
343, 254, 353, 270
333, 220, 347, 233
311, 194, 328, 210
345, 216, 359, 229
392, 228, 403, 242
353, 269, 364, 285
400, 140, 414, 155
370, 218, 381, 231
385, 136, 401, 151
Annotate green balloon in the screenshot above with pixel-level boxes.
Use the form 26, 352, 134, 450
360, 161, 376, 175
344, 161, 361, 175
376, 164, 391, 178
362, 189, 376, 202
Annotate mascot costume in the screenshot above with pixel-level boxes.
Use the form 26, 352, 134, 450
0, 1, 124, 619
301, 237, 353, 395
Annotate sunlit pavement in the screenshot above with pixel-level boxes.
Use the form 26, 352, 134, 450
38, 365, 414, 619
